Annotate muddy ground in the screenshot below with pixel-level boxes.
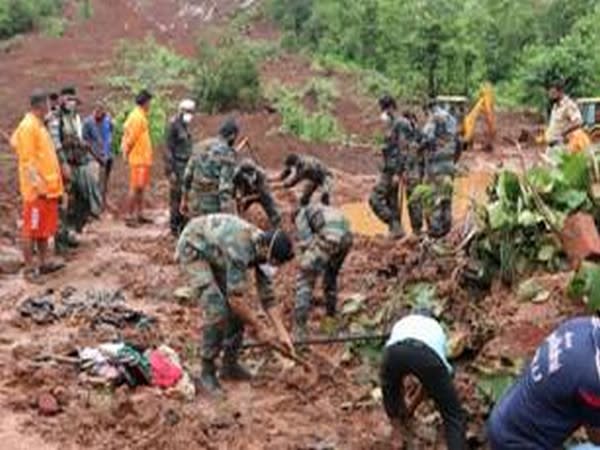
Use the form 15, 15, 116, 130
0, 1, 583, 449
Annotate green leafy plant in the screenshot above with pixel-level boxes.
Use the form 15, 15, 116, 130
194, 38, 262, 113
0, 0, 63, 39
267, 82, 342, 143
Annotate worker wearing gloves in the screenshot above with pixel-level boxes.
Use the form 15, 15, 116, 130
176, 214, 294, 394
381, 308, 468, 450
488, 316, 600, 449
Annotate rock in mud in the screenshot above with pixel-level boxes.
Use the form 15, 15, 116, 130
38, 392, 60, 416
0, 245, 23, 274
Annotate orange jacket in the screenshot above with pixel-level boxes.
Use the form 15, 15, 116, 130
11, 112, 64, 202
122, 106, 153, 167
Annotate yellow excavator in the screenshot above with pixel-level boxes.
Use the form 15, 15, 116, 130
436, 82, 496, 152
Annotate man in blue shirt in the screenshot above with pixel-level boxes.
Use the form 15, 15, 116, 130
488, 316, 600, 449
82, 102, 113, 206
381, 308, 468, 450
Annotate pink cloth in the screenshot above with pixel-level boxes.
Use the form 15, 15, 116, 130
150, 350, 182, 388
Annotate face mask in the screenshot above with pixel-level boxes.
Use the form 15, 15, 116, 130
182, 113, 193, 124
380, 112, 392, 124
66, 100, 77, 111
259, 264, 278, 279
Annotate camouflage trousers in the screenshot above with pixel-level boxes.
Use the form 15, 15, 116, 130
300, 176, 333, 206
169, 174, 187, 236
179, 246, 244, 363
369, 171, 400, 228
426, 175, 453, 238
406, 176, 424, 235
294, 233, 353, 324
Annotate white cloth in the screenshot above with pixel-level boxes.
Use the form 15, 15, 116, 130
386, 314, 452, 372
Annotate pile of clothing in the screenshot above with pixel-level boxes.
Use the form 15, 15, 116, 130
18, 287, 155, 330
78, 342, 195, 400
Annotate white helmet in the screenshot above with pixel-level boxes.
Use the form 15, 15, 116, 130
179, 99, 196, 112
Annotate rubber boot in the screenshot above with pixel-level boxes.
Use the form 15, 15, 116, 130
293, 313, 308, 343
199, 359, 222, 394
220, 359, 252, 381
325, 296, 337, 318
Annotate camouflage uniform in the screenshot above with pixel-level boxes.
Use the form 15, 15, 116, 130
280, 155, 333, 206
294, 204, 353, 329
54, 110, 102, 251
165, 115, 193, 236
369, 116, 421, 235
182, 137, 236, 218
175, 214, 274, 365
233, 159, 282, 228
422, 106, 460, 238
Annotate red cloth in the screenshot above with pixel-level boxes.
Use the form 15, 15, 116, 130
22, 197, 59, 239
149, 350, 182, 388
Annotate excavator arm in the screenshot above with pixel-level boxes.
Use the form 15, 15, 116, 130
462, 83, 496, 151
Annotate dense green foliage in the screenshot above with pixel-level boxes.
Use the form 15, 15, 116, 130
471, 149, 599, 286
106, 39, 191, 153
0, 0, 63, 39
267, 79, 342, 143
268, 0, 600, 108
194, 38, 263, 113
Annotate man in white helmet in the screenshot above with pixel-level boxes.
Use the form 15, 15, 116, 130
165, 99, 196, 236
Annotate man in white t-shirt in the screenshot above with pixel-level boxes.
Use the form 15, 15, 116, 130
380, 308, 467, 450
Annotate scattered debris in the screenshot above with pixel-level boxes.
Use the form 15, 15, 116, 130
18, 287, 155, 330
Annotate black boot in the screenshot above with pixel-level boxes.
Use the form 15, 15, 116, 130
199, 359, 222, 394
221, 326, 252, 381
220, 359, 252, 381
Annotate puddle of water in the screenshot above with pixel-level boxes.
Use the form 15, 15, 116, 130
341, 171, 493, 237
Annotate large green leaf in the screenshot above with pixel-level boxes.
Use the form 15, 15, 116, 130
495, 171, 522, 205
551, 188, 588, 212
517, 209, 544, 227
527, 167, 555, 194
568, 262, 600, 310
488, 202, 516, 230
557, 151, 589, 190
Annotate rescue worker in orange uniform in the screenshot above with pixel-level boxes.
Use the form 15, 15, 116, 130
122, 89, 153, 226
11, 91, 65, 281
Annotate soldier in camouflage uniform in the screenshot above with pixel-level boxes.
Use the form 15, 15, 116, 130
278, 153, 333, 207
293, 204, 353, 337
233, 158, 282, 228
370, 95, 422, 238
176, 214, 294, 393
53, 86, 102, 253
180, 119, 239, 219
421, 102, 460, 238
165, 99, 195, 236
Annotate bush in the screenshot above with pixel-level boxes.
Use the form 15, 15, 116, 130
268, 83, 341, 143
106, 37, 193, 92
194, 38, 262, 113
0, 0, 63, 39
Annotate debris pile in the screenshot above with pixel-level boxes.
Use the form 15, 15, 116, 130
18, 287, 155, 330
